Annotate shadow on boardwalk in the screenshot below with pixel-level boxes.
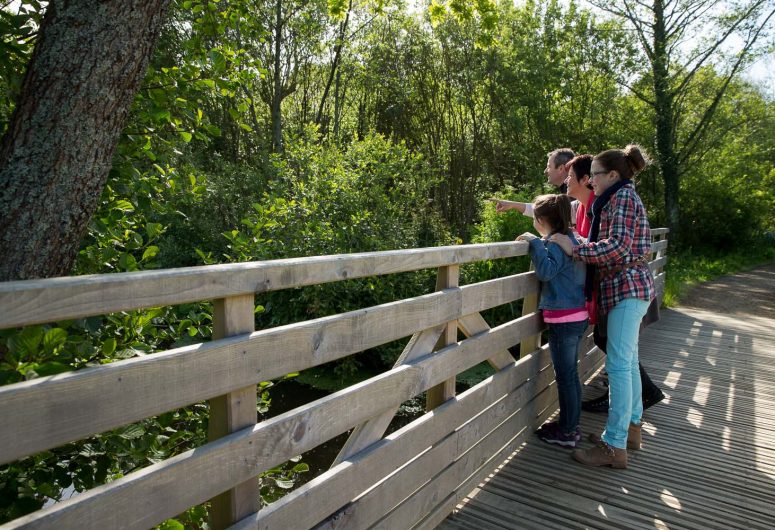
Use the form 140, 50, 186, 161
439, 263, 775, 530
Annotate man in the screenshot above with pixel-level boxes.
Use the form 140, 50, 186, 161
494, 148, 574, 216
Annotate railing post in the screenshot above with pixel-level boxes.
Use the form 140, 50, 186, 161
520, 263, 541, 357
655, 231, 667, 272
425, 264, 459, 411
653, 230, 668, 304
208, 294, 259, 529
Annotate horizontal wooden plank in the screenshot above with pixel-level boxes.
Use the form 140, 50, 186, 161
0, 243, 530, 329
650, 228, 669, 236
0, 229, 668, 330
242, 343, 555, 530
0, 270, 543, 466
314, 339, 601, 530
651, 239, 668, 253
390, 385, 559, 530
417, 347, 603, 530
330, 326, 445, 466
371, 386, 558, 530
0, 289, 460, 465
4, 313, 543, 530
649, 256, 667, 273
457, 313, 517, 370
318, 359, 561, 530
459, 272, 538, 316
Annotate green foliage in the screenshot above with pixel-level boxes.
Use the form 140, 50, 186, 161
677, 71, 775, 251
218, 130, 451, 368
2, 0, 773, 525
463, 191, 536, 326
0, 0, 42, 136
429, 0, 499, 48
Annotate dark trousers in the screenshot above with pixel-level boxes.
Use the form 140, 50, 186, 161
548, 320, 588, 433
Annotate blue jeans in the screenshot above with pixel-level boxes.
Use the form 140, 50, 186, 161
601, 297, 650, 449
548, 319, 588, 434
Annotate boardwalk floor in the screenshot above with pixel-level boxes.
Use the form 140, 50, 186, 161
438, 264, 775, 530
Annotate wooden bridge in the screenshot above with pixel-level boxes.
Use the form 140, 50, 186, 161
439, 264, 775, 530
2, 230, 771, 529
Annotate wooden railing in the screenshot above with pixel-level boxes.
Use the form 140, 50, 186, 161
0, 230, 668, 530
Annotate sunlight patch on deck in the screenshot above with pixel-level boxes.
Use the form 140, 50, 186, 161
660, 489, 683, 511
725, 379, 735, 422
692, 375, 710, 406
687, 407, 703, 428
722, 426, 732, 452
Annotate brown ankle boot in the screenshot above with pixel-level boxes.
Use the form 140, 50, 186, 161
573, 441, 627, 468
588, 423, 642, 450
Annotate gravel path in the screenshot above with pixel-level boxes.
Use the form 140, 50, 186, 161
677, 261, 775, 318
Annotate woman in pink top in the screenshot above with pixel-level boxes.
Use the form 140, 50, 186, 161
564, 155, 595, 239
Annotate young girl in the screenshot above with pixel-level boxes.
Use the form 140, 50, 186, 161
553, 144, 656, 469
517, 194, 588, 448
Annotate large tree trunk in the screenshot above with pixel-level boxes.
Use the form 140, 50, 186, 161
651, 0, 680, 242
0, 0, 172, 281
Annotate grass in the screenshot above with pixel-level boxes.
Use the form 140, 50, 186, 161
662, 245, 775, 307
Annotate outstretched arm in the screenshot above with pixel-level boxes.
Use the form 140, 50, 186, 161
490, 199, 534, 218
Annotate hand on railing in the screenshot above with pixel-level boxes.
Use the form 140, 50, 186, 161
515, 232, 538, 242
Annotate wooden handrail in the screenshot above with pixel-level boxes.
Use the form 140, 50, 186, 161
0, 231, 668, 530
0, 275, 538, 465
0, 242, 529, 329
0, 231, 667, 329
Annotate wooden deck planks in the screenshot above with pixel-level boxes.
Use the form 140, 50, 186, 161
438, 298, 775, 530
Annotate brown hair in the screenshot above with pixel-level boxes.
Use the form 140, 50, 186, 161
565, 154, 593, 190
594, 144, 650, 180
548, 148, 575, 168
533, 194, 572, 235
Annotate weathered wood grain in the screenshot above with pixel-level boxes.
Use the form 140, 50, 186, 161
0, 289, 461, 465
3, 314, 542, 530
426, 265, 460, 410
0, 243, 530, 329
207, 295, 260, 529
240, 342, 553, 530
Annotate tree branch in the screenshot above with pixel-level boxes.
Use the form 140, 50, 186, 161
678, 6, 774, 163
671, 0, 767, 98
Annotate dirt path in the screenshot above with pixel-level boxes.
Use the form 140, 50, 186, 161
677, 261, 775, 318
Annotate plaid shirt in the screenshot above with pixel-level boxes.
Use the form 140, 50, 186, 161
573, 183, 655, 315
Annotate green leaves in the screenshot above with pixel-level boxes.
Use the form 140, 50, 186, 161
42, 328, 68, 354
9, 326, 44, 359
429, 0, 499, 48
110, 200, 135, 212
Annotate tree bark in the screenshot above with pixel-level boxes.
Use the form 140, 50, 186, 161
315, 0, 351, 129
0, 0, 172, 281
651, 0, 681, 242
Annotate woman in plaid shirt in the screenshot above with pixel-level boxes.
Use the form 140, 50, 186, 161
553, 144, 655, 469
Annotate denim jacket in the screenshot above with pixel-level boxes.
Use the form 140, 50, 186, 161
528, 234, 586, 311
